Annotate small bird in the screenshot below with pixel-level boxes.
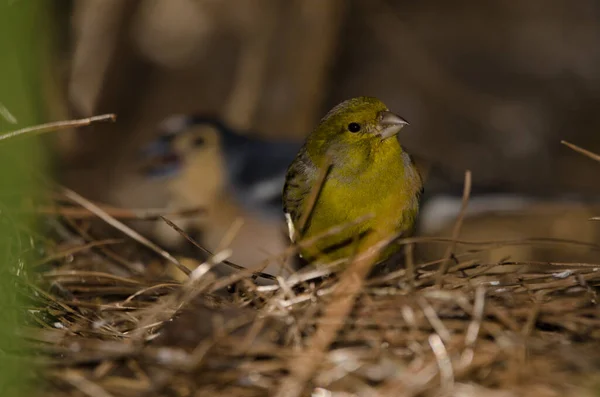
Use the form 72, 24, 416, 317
142, 114, 302, 218
140, 114, 302, 275
283, 96, 423, 264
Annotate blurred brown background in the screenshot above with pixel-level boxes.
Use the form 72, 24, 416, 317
44, 0, 600, 267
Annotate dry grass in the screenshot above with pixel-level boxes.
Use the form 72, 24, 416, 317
6, 122, 598, 396
16, 187, 599, 397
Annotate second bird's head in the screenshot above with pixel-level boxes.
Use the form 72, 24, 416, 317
140, 115, 225, 179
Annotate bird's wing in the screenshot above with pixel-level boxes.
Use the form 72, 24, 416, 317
230, 141, 301, 201
282, 147, 316, 242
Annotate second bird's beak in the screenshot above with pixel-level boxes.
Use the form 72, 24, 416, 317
377, 111, 409, 140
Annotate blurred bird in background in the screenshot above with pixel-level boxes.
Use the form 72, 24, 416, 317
141, 114, 302, 276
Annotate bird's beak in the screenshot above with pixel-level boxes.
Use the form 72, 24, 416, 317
377, 111, 409, 140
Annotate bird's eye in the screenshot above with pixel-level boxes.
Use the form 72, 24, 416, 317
192, 136, 206, 146
347, 122, 361, 133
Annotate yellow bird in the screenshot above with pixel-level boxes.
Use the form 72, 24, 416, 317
283, 96, 423, 264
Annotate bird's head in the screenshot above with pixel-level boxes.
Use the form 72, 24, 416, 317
307, 96, 409, 162
140, 115, 224, 178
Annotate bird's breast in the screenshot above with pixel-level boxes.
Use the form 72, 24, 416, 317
307, 149, 421, 239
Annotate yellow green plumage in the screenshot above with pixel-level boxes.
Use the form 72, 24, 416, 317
283, 96, 423, 264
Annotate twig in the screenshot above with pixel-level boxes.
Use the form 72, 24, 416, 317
42, 270, 146, 286
61, 187, 190, 277
216, 217, 244, 253
0, 114, 116, 142
33, 238, 124, 267
429, 333, 454, 391
561, 140, 600, 163
34, 205, 203, 220
298, 154, 333, 237
435, 170, 472, 287
0, 102, 17, 124
521, 294, 544, 336
404, 243, 415, 290
398, 235, 600, 251
159, 216, 276, 281
465, 286, 486, 347
419, 298, 452, 343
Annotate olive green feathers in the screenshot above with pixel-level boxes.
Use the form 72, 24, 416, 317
282, 96, 423, 264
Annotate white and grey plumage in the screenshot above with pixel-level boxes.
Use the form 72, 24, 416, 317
141, 114, 302, 218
